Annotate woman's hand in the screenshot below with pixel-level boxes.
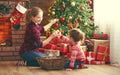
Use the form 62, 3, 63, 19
49, 19, 59, 25
51, 30, 61, 38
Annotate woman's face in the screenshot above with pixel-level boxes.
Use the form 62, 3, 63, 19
32, 12, 43, 24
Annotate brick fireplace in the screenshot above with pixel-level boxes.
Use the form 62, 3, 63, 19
0, 17, 26, 61
0, 0, 28, 61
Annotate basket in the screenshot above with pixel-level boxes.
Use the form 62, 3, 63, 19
36, 56, 68, 70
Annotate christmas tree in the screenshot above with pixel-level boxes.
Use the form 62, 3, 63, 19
46, 0, 97, 38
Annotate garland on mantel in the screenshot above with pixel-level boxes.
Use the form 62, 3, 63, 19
0, 3, 12, 16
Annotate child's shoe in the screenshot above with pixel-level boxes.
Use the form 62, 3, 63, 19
79, 64, 88, 69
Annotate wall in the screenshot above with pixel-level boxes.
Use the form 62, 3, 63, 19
94, 0, 120, 66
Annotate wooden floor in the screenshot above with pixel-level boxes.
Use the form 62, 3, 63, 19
0, 61, 120, 75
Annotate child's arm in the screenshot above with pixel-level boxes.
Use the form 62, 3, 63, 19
59, 35, 70, 44
44, 19, 58, 31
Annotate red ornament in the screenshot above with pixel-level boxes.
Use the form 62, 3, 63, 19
90, 16, 94, 21
60, 18, 65, 22
87, 0, 92, 5
62, 4, 65, 9
80, 7, 84, 10
54, 22, 59, 28
77, 17, 82, 22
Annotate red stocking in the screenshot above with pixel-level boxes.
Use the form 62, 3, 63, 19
10, 3, 27, 29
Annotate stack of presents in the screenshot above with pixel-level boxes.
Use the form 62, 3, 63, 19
39, 32, 110, 65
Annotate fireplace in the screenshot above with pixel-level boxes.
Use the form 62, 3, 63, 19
0, 17, 12, 46
0, 0, 29, 61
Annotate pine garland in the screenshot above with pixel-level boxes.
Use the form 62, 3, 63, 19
0, 3, 12, 16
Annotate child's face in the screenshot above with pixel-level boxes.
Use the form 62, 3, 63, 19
32, 12, 43, 24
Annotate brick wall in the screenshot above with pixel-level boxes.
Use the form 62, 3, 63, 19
0, 0, 53, 61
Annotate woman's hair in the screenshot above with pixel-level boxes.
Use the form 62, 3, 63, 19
25, 7, 43, 23
69, 28, 85, 42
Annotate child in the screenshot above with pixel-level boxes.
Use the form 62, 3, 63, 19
19, 7, 59, 66
58, 28, 87, 70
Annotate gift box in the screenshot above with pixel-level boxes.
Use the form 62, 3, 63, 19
92, 39, 110, 52
96, 45, 110, 63
80, 46, 87, 52
36, 56, 68, 70
84, 51, 96, 64
93, 33, 108, 40
44, 49, 60, 57
44, 43, 58, 50
59, 47, 68, 54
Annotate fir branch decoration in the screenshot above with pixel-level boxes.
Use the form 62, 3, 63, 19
0, 3, 12, 16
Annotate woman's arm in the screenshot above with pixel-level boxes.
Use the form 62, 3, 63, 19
42, 30, 60, 47
44, 19, 58, 31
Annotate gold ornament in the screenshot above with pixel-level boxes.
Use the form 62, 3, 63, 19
84, 22, 88, 26
52, 11, 55, 15
71, 2, 75, 7
68, 16, 72, 20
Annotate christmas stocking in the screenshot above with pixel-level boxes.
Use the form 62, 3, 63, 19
10, 3, 27, 29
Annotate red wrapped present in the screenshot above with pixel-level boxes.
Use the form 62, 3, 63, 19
102, 34, 108, 40
96, 45, 110, 63
93, 33, 100, 39
84, 52, 96, 64
93, 33, 108, 40
59, 47, 68, 54
51, 37, 59, 44
43, 43, 58, 50
66, 53, 71, 58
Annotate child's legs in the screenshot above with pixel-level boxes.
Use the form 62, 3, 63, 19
64, 59, 70, 68
20, 51, 46, 66
64, 59, 84, 69
74, 60, 84, 69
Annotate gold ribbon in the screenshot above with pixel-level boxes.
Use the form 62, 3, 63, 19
97, 46, 109, 61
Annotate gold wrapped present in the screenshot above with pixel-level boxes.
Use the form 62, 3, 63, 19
92, 39, 110, 52
80, 46, 87, 52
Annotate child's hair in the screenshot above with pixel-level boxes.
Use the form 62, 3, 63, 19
25, 7, 43, 23
69, 28, 85, 43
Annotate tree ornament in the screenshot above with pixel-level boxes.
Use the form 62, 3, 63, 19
84, 22, 88, 26
62, 4, 66, 9
54, 22, 59, 28
51, 11, 55, 15
68, 16, 72, 20
73, 21, 79, 28
71, 2, 75, 7
90, 16, 94, 21
48, 14, 50, 16
67, 22, 73, 29
87, 0, 92, 5
60, 18, 65, 22
80, 6, 85, 10
77, 17, 82, 22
